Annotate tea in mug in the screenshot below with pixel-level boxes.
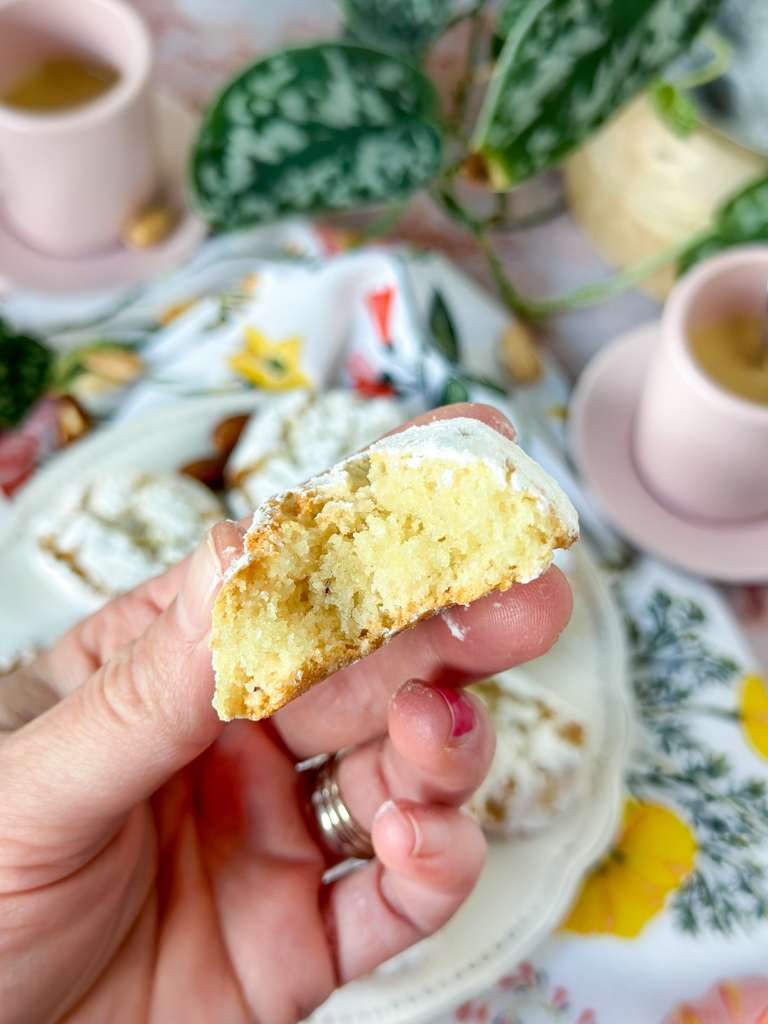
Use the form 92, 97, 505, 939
0, 55, 119, 114
688, 316, 768, 406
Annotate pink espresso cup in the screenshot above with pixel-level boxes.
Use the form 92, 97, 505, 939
634, 246, 768, 523
0, 0, 160, 257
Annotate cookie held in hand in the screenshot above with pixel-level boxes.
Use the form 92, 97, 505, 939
210, 417, 578, 721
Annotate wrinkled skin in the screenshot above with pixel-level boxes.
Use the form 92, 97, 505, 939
0, 405, 572, 1024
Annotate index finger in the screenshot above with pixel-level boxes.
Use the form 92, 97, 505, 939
273, 565, 572, 759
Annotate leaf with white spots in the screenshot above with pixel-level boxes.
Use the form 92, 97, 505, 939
474, 0, 723, 187
336, 0, 453, 54
191, 45, 442, 231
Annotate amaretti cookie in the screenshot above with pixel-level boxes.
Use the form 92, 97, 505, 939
210, 417, 578, 721
33, 471, 224, 606
465, 671, 589, 836
225, 390, 407, 518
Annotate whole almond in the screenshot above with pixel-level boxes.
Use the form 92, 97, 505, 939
500, 320, 543, 385
81, 349, 144, 383
124, 204, 179, 249
212, 414, 249, 456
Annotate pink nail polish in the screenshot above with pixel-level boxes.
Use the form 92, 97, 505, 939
432, 685, 476, 742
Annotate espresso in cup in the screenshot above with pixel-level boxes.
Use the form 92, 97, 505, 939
633, 247, 768, 523
0, 0, 159, 257
688, 316, 768, 406
0, 53, 120, 114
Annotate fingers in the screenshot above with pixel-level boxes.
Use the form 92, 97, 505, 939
275, 564, 572, 759
0, 521, 245, 865
336, 680, 495, 832
326, 800, 486, 981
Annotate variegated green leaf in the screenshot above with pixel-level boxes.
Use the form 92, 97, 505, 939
678, 174, 768, 275
474, 0, 723, 188
336, 0, 453, 54
190, 45, 442, 231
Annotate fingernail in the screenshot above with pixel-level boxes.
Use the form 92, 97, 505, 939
432, 685, 476, 744
176, 520, 246, 640
374, 801, 451, 857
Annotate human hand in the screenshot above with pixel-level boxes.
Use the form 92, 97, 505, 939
0, 405, 572, 1024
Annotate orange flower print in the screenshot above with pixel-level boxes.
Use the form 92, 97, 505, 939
563, 800, 696, 937
660, 977, 768, 1024
344, 352, 397, 398
739, 675, 768, 760
366, 286, 395, 348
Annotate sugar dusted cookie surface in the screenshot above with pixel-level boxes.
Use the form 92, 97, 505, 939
226, 390, 406, 517
465, 671, 589, 836
33, 472, 224, 606
210, 417, 579, 722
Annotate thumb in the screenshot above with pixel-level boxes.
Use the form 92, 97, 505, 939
0, 520, 244, 860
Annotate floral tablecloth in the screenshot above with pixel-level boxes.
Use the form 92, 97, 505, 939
2, 224, 768, 1024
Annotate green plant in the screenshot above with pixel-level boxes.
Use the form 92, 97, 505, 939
679, 174, 768, 274
0, 318, 51, 430
190, 0, 740, 322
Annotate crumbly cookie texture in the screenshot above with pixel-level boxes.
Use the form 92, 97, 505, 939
226, 390, 406, 517
211, 417, 579, 722
465, 671, 589, 836
33, 472, 224, 605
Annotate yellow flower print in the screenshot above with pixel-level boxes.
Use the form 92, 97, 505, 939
563, 800, 696, 938
739, 674, 768, 759
230, 326, 310, 390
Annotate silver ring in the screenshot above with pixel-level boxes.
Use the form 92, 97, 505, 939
309, 751, 374, 861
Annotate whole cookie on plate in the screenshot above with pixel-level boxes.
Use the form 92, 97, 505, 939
211, 417, 579, 721
226, 390, 407, 517
465, 670, 589, 836
32, 471, 224, 607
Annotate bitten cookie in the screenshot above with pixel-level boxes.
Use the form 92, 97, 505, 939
210, 417, 579, 721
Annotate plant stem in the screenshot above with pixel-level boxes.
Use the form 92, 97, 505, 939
433, 185, 542, 319
525, 230, 712, 316
434, 182, 713, 319
485, 197, 566, 232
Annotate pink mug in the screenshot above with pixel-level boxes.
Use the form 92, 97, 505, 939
0, 0, 160, 257
634, 246, 768, 523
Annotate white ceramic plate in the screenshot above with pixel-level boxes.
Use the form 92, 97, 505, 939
0, 392, 631, 1024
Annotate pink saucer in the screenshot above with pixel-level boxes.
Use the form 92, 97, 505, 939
0, 91, 207, 294
570, 322, 768, 583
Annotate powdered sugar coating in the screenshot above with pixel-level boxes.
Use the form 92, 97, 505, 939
466, 670, 590, 836
31, 472, 224, 606
242, 416, 579, 551
226, 390, 407, 517
368, 418, 579, 541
